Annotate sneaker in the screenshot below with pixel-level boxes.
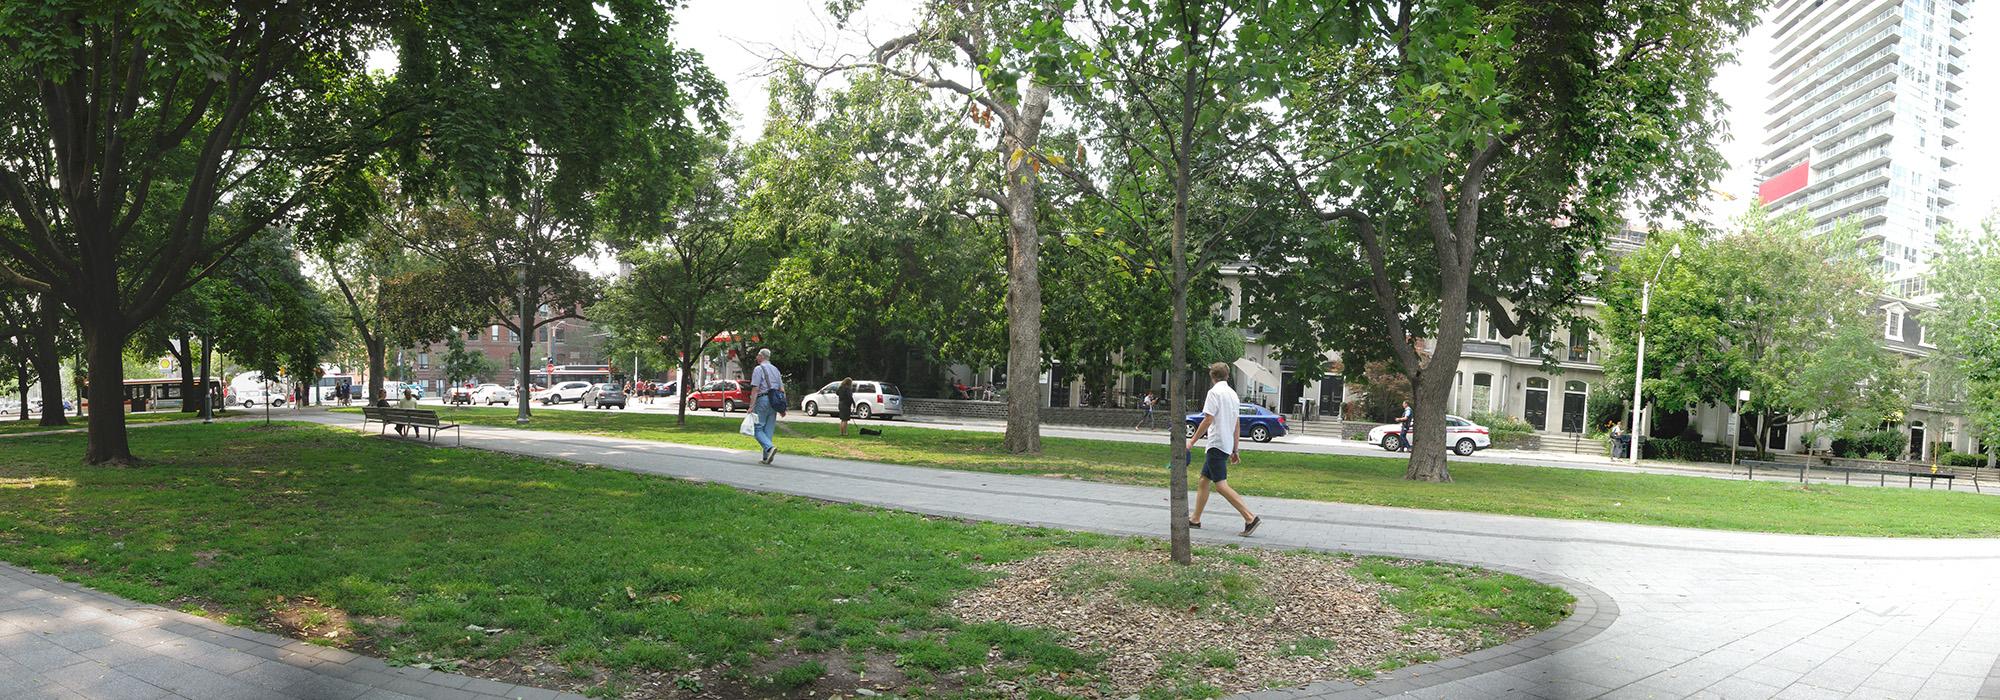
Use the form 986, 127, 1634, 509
1240, 516, 1262, 537
761, 447, 773, 463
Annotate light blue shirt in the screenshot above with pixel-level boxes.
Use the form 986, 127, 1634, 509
751, 362, 783, 393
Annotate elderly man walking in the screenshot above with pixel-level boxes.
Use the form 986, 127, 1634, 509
749, 348, 785, 463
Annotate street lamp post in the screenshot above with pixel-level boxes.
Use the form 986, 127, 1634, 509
1731, 389, 1750, 468
1629, 243, 1681, 463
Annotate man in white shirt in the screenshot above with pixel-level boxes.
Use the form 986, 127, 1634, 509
749, 348, 784, 463
1185, 362, 1261, 536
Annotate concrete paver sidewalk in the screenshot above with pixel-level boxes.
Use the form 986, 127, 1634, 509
0, 563, 581, 700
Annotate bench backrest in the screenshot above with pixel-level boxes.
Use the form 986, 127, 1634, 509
362, 407, 388, 419
379, 408, 442, 426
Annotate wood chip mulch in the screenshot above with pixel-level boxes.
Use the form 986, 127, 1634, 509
946, 547, 1475, 697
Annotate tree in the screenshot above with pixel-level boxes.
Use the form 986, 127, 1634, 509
1599, 211, 1903, 459
318, 178, 434, 403
599, 139, 756, 426
1252, 0, 1756, 481
1929, 220, 2000, 465
736, 71, 1007, 395
804, 0, 1062, 454
0, 1, 721, 463
440, 336, 497, 388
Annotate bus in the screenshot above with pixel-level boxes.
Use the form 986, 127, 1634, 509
528, 364, 614, 389
83, 377, 223, 413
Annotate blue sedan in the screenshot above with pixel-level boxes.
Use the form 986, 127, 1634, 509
1184, 404, 1288, 442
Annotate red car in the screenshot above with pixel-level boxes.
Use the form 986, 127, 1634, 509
689, 379, 753, 412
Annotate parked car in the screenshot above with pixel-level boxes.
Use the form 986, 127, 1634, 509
1182, 403, 1288, 443
533, 380, 595, 405
689, 379, 754, 412
585, 383, 627, 409
402, 383, 425, 400
799, 381, 904, 419
445, 385, 475, 405
471, 384, 513, 405
1368, 414, 1491, 456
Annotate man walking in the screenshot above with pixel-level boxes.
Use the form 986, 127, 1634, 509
1134, 391, 1156, 430
1186, 362, 1261, 536
749, 348, 785, 463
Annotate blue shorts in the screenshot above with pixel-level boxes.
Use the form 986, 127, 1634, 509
1200, 448, 1230, 482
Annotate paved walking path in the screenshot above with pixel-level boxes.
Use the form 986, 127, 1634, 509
0, 562, 585, 699
8, 414, 2000, 699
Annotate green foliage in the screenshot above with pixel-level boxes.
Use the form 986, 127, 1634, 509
439, 336, 498, 386
1831, 430, 1905, 461
1601, 210, 1906, 456
1640, 438, 1733, 464
1941, 452, 1987, 468
1930, 221, 2000, 448
737, 71, 1006, 384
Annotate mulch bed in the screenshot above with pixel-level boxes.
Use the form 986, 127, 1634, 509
948, 547, 1475, 697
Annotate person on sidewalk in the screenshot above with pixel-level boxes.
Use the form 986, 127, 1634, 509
1186, 362, 1261, 537
836, 377, 856, 436
749, 348, 785, 463
1134, 391, 1156, 430
1399, 400, 1414, 452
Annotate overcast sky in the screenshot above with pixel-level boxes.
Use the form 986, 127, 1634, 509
675, 0, 1999, 230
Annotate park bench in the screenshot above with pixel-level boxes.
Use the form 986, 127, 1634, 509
361, 406, 461, 445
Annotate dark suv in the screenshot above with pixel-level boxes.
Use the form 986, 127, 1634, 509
586, 383, 627, 410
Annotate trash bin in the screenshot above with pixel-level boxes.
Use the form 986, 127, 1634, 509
1609, 435, 1632, 458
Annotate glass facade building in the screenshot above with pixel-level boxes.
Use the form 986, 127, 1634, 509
1755, 0, 1970, 298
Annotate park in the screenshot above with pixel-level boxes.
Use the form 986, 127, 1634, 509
3, 1, 2000, 699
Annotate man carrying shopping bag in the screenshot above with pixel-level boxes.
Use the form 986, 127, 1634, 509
748, 348, 786, 463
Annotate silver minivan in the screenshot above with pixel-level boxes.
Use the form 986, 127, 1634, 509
800, 381, 903, 419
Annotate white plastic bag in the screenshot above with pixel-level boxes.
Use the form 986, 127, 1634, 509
739, 411, 759, 436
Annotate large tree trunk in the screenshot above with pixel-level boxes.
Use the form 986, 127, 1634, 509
176, 330, 197, 413
1000, 84, 1052, 455
198, 333, 215, 421
366, 337, 388, 406
82, 321, 134, 464
677, 357, 694, 427
14, 363, 27, 423
32, 302, 68, 427
515, 285, 537, 424
1166, 181, 1192, 565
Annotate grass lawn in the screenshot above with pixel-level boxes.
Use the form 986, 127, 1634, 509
0, 423, 1567, 698
0, 409, 237, 435
396, 406, 2000, 538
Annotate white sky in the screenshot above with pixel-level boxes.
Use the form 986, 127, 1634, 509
675, 0, 2000, 229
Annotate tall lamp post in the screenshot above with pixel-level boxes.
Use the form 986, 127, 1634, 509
1628, 243, 1682, 463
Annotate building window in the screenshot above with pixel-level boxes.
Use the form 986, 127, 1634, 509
510, 329, 519, 343
1885, 307, 1905, 341
1466, 312, 1479, 339
418, 353, 429, 370
1472, 373, 1493, 413
491, 325, 501, 342
1568, 325, 1590, 363
537, 327, 548, 342
1918, 323, 1934, 348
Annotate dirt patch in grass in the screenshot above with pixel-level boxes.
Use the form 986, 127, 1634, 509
948, 547, 1509, 697
269, 597, 354, 644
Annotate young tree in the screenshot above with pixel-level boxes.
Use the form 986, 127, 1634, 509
0, 1, 720, 463
598, 139, 757, 425
1929, 220, 2000, 466
1254, 0, 1755, 481
440, 336, 498, 388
